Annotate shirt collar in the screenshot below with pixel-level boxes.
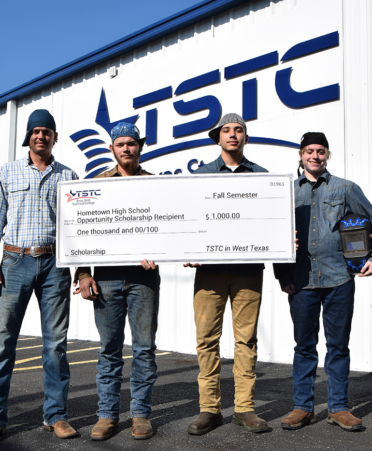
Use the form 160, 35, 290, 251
298, 169, 330, 186
111, 164, 146, 176
26, 152, 55, 168
217, 154, 253, 171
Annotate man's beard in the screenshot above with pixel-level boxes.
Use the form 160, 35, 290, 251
114, 153, 139, 172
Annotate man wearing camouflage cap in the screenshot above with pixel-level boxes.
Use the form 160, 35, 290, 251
185, 113, 269, 435
75, 122, 160, 441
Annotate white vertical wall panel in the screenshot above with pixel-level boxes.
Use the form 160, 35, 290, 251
342, 0, 372, 371
1, 0, 368, 370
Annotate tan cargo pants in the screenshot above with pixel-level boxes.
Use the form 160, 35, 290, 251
193, 270, 263, 414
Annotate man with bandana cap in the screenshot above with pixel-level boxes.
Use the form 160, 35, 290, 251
75, 122, 159, 441
185, 113, 270, 435
0, 109, 79, 439
275, 132, 372, 432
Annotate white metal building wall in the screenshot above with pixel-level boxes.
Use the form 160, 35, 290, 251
342, 0, 372, 370
1, 0, 371, 370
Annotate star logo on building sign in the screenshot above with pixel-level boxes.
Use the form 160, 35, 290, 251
69, 89, 138, 179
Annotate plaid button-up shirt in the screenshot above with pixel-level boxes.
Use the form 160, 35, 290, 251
0, 154, 78, 247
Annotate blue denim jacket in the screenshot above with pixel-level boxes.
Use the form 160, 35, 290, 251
275, 170, 372, 290
194, 154, 268, 276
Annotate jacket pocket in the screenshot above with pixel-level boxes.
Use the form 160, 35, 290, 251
323, 198, 344, 222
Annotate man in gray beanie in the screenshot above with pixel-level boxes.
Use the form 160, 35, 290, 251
185, 113, 269, 435
0, 109, 78, 439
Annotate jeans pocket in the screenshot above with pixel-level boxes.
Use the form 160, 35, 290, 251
1, 251, 20, 267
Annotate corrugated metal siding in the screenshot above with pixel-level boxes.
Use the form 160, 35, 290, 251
4, 0, 370, 371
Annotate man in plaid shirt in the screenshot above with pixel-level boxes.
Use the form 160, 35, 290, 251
0, 109, 78, 439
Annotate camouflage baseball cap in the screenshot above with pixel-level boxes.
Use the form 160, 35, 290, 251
208, 113, 247, 144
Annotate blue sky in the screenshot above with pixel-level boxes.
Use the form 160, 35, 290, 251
0, 0, 203, 95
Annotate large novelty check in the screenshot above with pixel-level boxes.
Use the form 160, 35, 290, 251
56, 173, 295, 267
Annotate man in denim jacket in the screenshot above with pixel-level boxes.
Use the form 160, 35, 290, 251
275, 132, 372, 432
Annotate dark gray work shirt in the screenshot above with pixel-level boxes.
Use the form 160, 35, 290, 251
194, 154, 268, 277
274, 170, 372, 290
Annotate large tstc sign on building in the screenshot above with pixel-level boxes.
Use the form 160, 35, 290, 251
69, 31, 340, 178
62, 0, 343, 182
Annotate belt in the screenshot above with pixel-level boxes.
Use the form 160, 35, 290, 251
4, 244, 56, 257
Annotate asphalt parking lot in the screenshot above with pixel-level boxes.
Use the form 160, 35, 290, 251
2, 336, 372, 451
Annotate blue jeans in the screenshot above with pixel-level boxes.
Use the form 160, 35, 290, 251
93, 266, 159, 420
0, 250, 71, 428
289, 279, 355, 413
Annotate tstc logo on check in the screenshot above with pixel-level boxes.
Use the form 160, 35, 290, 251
65, 189, 102, 203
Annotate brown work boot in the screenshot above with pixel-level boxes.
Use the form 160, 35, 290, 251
327, 411, 365, 432
44, 420, 78, 439
187, 412, 223, 435
90, 419, 118, 441
281, 409, 316, 430
132, 417, 153, 440
0, 427, 6, 438
233, 411, 269, 433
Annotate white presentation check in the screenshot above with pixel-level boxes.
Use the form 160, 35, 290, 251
56, 173, 295, 267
